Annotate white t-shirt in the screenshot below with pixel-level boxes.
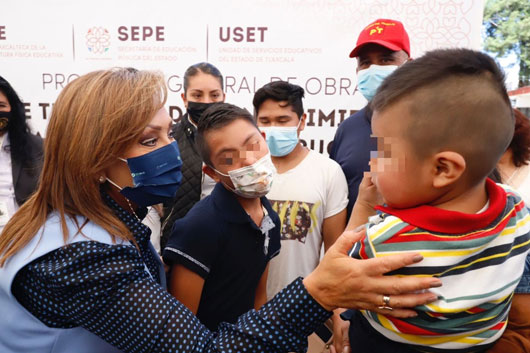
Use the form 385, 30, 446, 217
143, 206, 162, 253
200, 168, 216, 199
266, 149, 348, 299
0, 134, 18, 233
510, 165, 530, 205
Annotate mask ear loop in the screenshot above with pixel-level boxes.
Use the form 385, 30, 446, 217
212, 167, 229, 178
106, 177, 123, 191
104, 176, 141, 221
187, 114, 198, 128
211, 167, 238, 193
104, 157, 129, 190
296, 118, 302, 130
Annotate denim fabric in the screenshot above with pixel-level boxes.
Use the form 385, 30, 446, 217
515, 252, 530, 293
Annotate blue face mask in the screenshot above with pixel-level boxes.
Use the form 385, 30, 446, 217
357, 64, 398, 101
107, 141, 183, 207
260, 121, 301, 157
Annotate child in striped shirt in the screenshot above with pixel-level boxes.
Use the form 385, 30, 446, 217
344, 48, 530, 352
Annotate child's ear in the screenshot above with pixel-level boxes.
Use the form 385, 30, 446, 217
432, 151, 466, 188
203, 164, 221, 183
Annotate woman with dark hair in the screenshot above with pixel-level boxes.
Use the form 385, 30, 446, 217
496, 108, 530, 202
0, 75, 43, 233
489, 108, 530, 353
160, 62, 225, 249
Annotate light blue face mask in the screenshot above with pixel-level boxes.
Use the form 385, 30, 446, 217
357, 64, 398, 101
260, 120, 301, 157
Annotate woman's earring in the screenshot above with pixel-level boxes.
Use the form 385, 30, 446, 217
99, 176, 106, 183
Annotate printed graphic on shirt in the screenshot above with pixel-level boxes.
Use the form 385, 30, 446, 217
271, 200, 321, 243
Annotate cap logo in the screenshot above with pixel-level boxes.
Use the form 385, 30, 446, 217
365, 21, 397, 36
369, 26, 384, 36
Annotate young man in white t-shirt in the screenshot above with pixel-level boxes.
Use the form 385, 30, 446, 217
253, 81, 348, 300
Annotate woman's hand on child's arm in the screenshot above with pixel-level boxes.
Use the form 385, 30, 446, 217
346, 173, 383, 231
330, 308, 350, 353
303, 228, 441, 314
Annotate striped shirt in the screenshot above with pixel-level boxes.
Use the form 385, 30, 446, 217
350, 179, 530, 351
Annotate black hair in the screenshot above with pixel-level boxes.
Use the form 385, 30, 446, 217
183, 62, 224, 93
371, 48, 511, 113
0, 76, 32, 162
509, 109, 530, 168
252, 81, 305, 118
196, 103, 258, 167
371, 48, 514, 185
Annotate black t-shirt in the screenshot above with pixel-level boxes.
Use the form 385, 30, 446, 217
163, 182, 281, 330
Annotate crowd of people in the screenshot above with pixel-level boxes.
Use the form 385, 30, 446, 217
0, 17, 529, 353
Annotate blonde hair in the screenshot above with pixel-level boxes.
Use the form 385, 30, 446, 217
0, 68, 167, 266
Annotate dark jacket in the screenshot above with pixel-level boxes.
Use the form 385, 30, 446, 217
161, 114, 203, 249
11, 132, 43, 205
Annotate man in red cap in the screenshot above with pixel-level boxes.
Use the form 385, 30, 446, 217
330, 18, 411, 222
329, 18, 411, 353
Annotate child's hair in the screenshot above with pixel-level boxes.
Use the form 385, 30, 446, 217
371, 48, 514, 185
195, 103, 258, 167
252, 81, 305, 118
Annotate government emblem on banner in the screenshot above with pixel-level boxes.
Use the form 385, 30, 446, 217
86, 27, 111, 54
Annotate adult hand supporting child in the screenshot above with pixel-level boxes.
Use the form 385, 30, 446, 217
303, 228, 441, 315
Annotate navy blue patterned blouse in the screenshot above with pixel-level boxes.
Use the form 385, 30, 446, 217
12, 192, 331, 352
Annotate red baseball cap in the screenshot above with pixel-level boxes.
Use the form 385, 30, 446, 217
349, 19, 410, 58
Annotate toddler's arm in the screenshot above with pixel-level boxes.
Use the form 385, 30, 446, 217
346, 173, 382, 231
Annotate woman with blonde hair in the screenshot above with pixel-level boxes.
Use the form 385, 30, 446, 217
0, 68, 441, 353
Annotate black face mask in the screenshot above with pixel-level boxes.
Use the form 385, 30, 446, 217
186, 101, 218, 125
0, 111, 11, 132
